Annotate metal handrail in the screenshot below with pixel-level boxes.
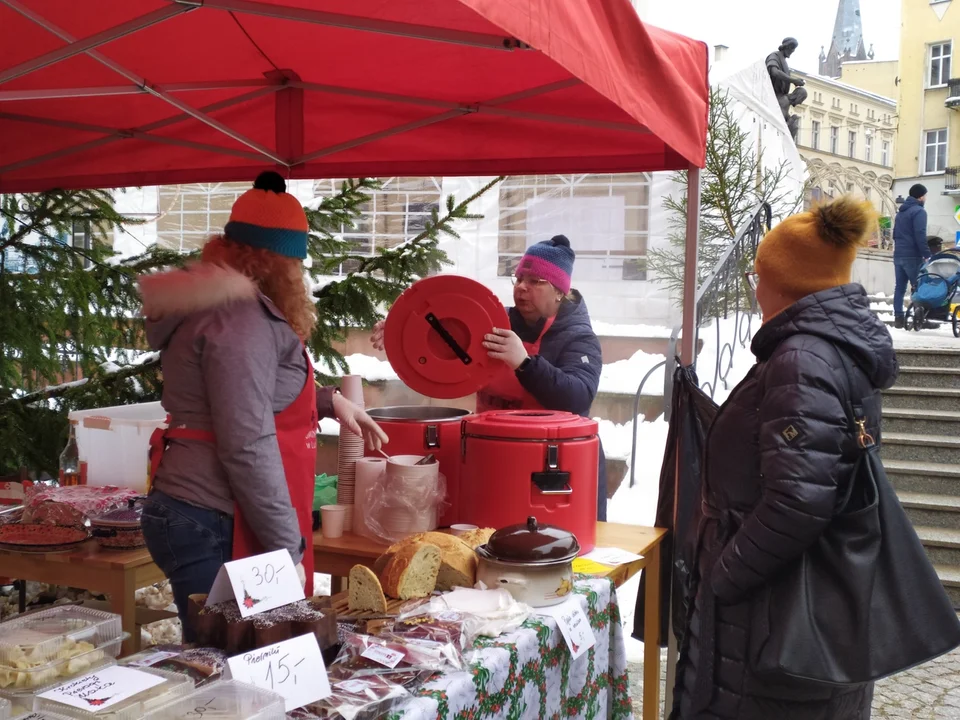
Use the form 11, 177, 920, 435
628, 202, 772, 487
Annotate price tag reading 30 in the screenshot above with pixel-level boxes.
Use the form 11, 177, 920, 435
227, 633, 331, 711
207, 549, 304, 618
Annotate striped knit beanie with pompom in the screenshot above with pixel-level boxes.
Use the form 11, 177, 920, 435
224, 171, 309, 259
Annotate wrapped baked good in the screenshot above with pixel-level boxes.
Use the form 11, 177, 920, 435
333, 628, 463, 675
22, 486, 139, 528
121, 647, 228, 687
313, 674, 411, 720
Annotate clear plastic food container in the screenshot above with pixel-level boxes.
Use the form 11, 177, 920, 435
11, 711, 76, 720
1, 662, 119, 717
33, 668, 194, 720
0, 638, 123, 691
0, 696, 9, 719
0, 607, 122, 669
142, 680, 286, 720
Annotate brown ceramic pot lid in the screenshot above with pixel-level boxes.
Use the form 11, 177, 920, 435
478, 516, 580, 564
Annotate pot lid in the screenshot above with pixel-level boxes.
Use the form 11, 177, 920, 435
90, 497, 143, 528
479, 516, 580, 564
463, 410, 598, 440
383, 276, 510, 400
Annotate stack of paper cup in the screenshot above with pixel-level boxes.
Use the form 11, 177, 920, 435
353, 457, 386, 540
336, 375, 365, 531
382, 455, 440, 538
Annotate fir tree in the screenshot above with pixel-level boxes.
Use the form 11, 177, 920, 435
647, 88, 800, 309
0, 177, 502, 476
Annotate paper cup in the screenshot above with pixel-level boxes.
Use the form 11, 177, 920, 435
450, 524, 478, 537
320, 504, 348, 538
340, 375, 364, 406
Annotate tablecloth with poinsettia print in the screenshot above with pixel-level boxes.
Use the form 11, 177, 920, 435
386, 577, 634, 720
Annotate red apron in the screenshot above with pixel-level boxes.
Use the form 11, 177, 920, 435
149, 350, 318, 596
475, 317, 555, 412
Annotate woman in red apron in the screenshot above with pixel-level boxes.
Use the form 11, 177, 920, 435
373, 235, 607, 518
139, 172, 386, 641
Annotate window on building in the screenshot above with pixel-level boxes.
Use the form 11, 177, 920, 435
850, 103, 859, 114
830, 126, 839, 154
924, 128, 948, 173
865, 187, 872, 200
846, 183, 855, 192
848, 130, 857, 158
497, 174, 650, 281
881, 140, 890, 166
811, 120, 821, 150
929, 42, 952, 87
865, 133, 873, 163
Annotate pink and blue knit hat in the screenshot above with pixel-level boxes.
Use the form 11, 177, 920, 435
516, 235, 575, 293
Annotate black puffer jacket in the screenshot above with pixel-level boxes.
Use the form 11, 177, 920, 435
676, 284, 899, 720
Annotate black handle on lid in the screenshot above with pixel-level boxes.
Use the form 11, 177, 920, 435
527, 517, 538, 532
425, 313, 472, 366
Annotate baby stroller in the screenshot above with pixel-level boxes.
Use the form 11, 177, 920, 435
905, 252, 960, 337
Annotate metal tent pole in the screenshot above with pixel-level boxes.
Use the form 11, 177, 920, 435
662, 165, 701, 719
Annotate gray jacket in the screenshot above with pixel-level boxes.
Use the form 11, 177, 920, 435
139, 264, 335, 564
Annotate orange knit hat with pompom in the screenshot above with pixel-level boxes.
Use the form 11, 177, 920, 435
755, 195, 876, 300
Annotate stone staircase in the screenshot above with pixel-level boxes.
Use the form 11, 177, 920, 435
882, 347, 960, 607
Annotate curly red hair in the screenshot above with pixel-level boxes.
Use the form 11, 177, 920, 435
201, 236, 317, 340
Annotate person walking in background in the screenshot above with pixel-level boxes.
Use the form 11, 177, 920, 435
893, 184, 931, 328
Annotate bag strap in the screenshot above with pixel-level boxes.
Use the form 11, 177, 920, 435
827, 344, 877, 452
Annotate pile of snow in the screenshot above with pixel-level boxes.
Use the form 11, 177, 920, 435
598, 349, 666, 396
314, 353, 398, 382
592, 321, 673, 339
887, 324, 958, 349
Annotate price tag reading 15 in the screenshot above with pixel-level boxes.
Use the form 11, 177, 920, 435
206, 549, 305, 618
227, 633, 331, 711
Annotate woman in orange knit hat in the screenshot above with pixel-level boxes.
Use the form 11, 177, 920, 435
138, 172, 387, 640
674, 196, 899, 719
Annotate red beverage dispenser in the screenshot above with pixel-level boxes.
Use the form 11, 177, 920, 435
363, 406, 468, 527
458, 410, 598, 553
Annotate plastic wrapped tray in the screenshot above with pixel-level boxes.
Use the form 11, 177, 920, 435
141, 680, 285, 720
0, 660, 118, 717
0, 638, 123, 691
0, 607, 122, 668
33, 668, 194, 720
11, 712, 76, 720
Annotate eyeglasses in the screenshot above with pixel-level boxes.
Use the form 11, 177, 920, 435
744, 272, 759, 293
512, 276, 551, 288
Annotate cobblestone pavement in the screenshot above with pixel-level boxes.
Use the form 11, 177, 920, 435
627, 645, 960, 719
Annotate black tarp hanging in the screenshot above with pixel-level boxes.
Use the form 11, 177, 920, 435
632, 363, 718, 647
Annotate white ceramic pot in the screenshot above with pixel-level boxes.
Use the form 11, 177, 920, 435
476, 555, 574, 607
476, 516, 580, 608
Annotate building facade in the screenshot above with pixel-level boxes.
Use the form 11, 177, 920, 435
894, 0, 960, 244
791, 71, 898, 234
840, 59, 900, 100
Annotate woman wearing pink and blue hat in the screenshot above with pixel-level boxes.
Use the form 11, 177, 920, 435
373, 235, 607, 519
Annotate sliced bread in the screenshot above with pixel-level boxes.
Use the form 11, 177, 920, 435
376, 532, 477, 591
457, 527, 496, 550
380, 542, 441, 600
348, 564, 388, 613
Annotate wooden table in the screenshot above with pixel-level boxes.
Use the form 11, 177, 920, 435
0, 541, 165, 655
314, 521, 667, 720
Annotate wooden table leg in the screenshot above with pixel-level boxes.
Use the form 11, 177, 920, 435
642, 541, 662, 720
107, 571, 140, 656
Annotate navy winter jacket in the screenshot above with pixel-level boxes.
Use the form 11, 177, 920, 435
893, 196, 931, 260
508, 290, 608, 520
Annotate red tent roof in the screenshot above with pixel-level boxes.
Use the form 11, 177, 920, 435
0, 0, 709, 192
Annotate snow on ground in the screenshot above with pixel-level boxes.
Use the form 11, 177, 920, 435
887, 323, 958, 349
592, 321, 673, 339
598, 350, 666, 396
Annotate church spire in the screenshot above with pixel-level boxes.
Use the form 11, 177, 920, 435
819, 0, 867, 78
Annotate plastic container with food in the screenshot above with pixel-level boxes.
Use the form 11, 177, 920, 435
89, 498, 145, 550
0, 662, 119, 717
10, 711, 76, 720
0, 607, 122, 670
33, 667, 194, 720
0, 636, 122, 690
141, 680, 285, 720
0, 695, 8, 719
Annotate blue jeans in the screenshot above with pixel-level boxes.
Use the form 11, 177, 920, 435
141, 490, 233, 642
894, 257, 923, 318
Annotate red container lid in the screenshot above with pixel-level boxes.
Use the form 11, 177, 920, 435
384, 276, 510, 400
463, 410, 598, 440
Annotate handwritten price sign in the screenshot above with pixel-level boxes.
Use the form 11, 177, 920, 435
207, 549, 304, 618
537, 597, 596, 661
37, 666, 165, 712
227, 633, 331, 711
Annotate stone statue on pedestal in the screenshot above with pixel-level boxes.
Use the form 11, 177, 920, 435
766, 37, 808, 143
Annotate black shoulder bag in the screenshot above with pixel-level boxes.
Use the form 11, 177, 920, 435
749, 344, 960, 686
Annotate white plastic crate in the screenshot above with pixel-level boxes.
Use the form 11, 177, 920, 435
68, 402, 167, 493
